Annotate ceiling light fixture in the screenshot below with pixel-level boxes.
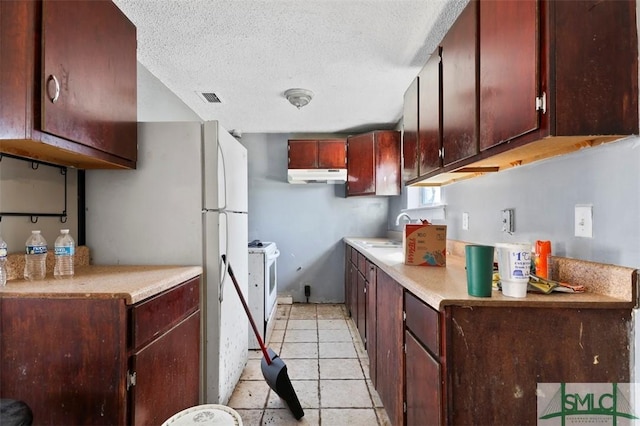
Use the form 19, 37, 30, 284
284, 88, 314, 109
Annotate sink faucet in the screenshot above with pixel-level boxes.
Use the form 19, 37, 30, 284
395, 212, 412, 226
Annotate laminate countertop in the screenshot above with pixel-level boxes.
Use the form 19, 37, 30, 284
0, 265, 203, 305
345, 237, 637, 310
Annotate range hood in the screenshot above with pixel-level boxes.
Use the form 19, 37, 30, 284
287, 168, 347, 184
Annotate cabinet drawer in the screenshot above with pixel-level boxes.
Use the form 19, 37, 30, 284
351, 246, 359, 265
357, 252, 366, 274
405, 291, 440, 356
131, 277, 200, 349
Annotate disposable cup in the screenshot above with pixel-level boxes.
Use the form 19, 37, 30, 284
495, 243, 531, 283
501, 280, 528, 298
465, 245, 495, 297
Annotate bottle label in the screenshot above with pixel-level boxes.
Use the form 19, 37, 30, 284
55, 246, 75, 256
26, 245, 47, 255
0, 248, 6, 258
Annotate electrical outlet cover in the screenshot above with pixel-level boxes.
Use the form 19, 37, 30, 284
462, 212, 469, 230
502, 209, 514, 233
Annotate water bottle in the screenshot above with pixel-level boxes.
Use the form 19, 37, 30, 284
54, 229, 75, 278
24, 230, 47, 281
0, 235, 7, 286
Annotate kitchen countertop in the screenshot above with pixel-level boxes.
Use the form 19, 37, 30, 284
345, 237, 637, 310
0, 264, 203, 304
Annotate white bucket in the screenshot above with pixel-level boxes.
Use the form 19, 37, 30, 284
162, 404, 243, 426
496, 243, 531, 298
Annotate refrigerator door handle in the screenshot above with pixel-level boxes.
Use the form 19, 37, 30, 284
218, 143, 228, 211
218, 210, 230, 302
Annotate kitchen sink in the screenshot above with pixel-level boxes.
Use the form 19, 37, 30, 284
359, 240, 402, 249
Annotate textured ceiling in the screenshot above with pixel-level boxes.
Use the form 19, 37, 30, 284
113, 0, 467, 134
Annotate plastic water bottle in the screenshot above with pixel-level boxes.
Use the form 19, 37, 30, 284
54, 229, 75, 278
24, 230, 47, 281
0, 235, 7, 286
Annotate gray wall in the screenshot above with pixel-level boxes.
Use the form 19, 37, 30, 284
240, 133, 390, 303
441, 137, 640, 269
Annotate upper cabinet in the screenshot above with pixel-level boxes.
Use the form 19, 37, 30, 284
288, 139, 346, 169
347, 130, 401, 197
402, 78, 419, 182
405, 0, 638, 186
441, 1, 478, 167
479, 0, 537, 151
0, 0, 137, 169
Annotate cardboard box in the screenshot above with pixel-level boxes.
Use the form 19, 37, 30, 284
403, 224, 447, 266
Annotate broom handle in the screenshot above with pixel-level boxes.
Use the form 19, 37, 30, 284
222, 255, 272, 365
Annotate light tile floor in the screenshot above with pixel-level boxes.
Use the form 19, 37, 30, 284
228, 303, 391, 426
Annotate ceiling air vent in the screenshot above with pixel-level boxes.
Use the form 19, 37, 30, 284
198, 92, 222, 103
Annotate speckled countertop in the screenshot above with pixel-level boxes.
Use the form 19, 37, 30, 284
345, 237, 637, 310
0, 257, 203, 305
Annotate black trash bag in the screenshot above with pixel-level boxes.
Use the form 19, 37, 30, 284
0, 399, 33, 426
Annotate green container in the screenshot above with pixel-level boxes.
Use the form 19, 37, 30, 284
465, 245, 495, 297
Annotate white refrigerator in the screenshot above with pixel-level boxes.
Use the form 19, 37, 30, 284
85, 121, 249, 405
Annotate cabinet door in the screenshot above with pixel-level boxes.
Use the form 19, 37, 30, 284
347, 133, 376, 195
403, 77, 419, 183
480, 0, 538, 150
350, 263, 359, 318
356, 271, 367, 345
42, 0, 137, 161
0, 298, 127, 425
318, 139, 346, 168
375, 269, 404, 426
288, 140, 318, 168
131, 311, 200, 425
366, 262, 377, 386
406, 332, 441, 426
374, 131, 401, 196
419, 49, 442, 176
441, 1, 478, 166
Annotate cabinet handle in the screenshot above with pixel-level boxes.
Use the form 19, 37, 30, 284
46, 74, 60, 103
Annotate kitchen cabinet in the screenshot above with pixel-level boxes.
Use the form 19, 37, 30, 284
440, 0, 478, 167
405, 291, 442, 426
445, 306, 631, 424
345, 240, 635, 425
0, 0, 137, 169
479, 0, 537, 151
410, 0, 638, 185
374, 268, 404, 426
0, 277, 200, 425
418, 49, 442, 177
346, 130, 401, 196
288, 139, 346, 169
402, 77, 419, 183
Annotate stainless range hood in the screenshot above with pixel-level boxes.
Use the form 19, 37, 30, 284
287, 168, 347, 184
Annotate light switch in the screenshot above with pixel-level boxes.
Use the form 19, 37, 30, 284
574, 205, 593, 238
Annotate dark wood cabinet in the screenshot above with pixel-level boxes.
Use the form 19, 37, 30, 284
408, 0, 638, 185
445, 306, 631, 424
288, 139, 346, 169
0, 277, 201, 425
405, 291, 442, 426
479, 0, 538, 151
418, 49, 442, 177
441, 1, 478, 167
365, 261, 377, 386
375, 268, 404, 426
405, 332, 441, 426
0, 0, 137, 169
402, 77, 419, 183
346, 130, 401, 196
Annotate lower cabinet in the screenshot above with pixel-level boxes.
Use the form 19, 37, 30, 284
0, 277, 201, 425
344, 243, 633, 425
375, 268, 404, 426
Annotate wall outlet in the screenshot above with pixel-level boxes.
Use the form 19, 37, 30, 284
502, 209, 514, 233
462, 212, 469, 230
575, 204, 593, 238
